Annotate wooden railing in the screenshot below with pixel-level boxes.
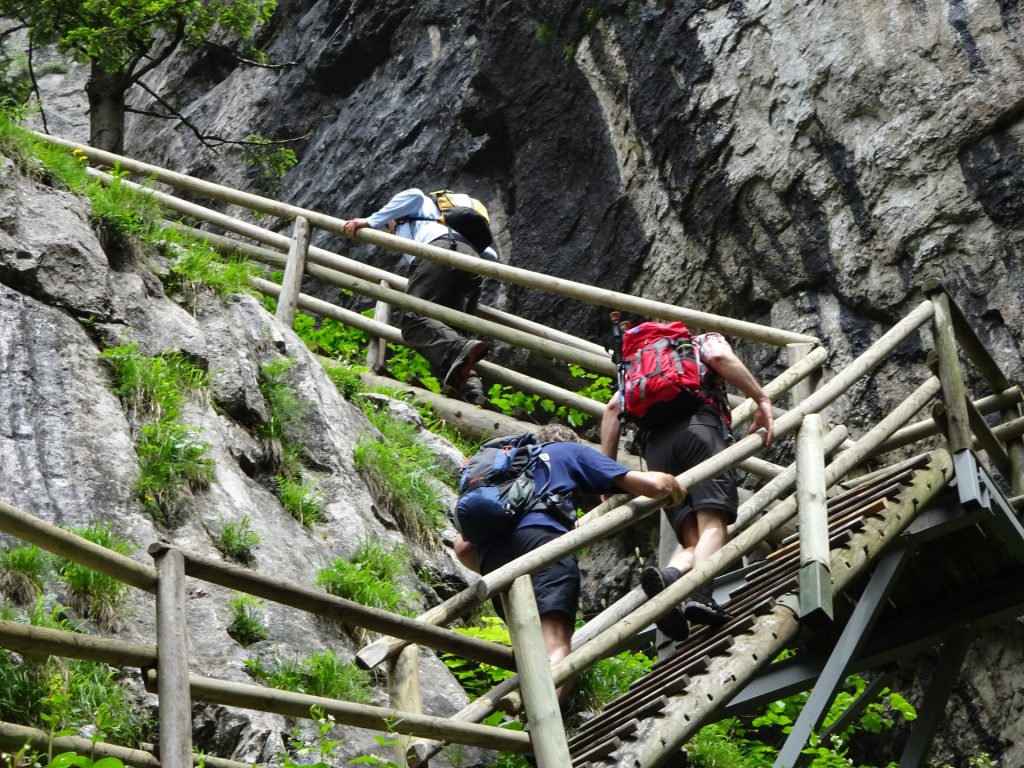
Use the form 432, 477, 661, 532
1, 132, 1020, 767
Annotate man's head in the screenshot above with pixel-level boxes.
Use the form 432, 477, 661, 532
535, 423, 579, 444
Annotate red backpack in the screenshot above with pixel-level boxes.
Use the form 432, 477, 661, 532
619, 321, 703, 421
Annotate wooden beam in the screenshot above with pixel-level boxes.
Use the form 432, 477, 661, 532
387, 646, 422, 767
50, 137, 816, 346
151, 545, 194, 768
143, 670, 533, 753
276, 214, 310, 327
170, 546, 515, 670
506, 576, 571, 767
929, 292, 972, 453
0, 499, 158, 593
0, 619, 156, 667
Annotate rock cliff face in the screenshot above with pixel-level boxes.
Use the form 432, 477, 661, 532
0, 163, 483, 766
17, 0, 1024, 764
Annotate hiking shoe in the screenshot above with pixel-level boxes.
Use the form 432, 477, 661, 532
463, 379, 486, 406
640, 567, 689, 642
684, 587, 733, 628
444, 340, 487, 392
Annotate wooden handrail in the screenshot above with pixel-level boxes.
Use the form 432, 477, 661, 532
52, 135, 817, 346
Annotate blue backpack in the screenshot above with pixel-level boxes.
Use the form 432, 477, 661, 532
455, 434, 551, 546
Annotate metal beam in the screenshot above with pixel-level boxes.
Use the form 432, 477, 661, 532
774, 545, 912, 768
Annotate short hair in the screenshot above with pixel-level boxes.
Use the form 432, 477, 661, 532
535, 423, 579, 444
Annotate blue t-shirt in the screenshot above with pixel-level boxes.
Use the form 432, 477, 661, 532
516, 442, 631, 532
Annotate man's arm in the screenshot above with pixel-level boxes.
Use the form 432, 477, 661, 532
342, 188, 428, 239
700, 335, 774, 446
600, 396, 623, 458
613, 469, 686, 506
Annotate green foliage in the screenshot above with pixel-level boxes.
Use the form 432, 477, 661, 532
383, 343, 440, 393
486, 363, 611, 427
276, 475, 326, 527
99, 342, 215, 517
441, 616, 514, 698
243, 134, 298, 184
573, 647, 653, 712
134, 418, 216, 518
244, 650, 372, 703
227, 593, 270, 646
54, 524, 132, 629
157, 229, 260, 301
322, 360, 367, 400
292, 311, 370, 365
100, 342, 209, 421
354, 406, 450, 546
316, 539, 416, 615
0, 600, 150, 746
684, 670, 918, 768
3, 0, 276, 77
0, 544, 50, 604
259, 358, 307, 450
211, 515, 262, 563
0, 49, 32, 106
535, 22, 551, 44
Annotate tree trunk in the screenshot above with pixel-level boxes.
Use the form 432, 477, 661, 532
86, 63, 131, 154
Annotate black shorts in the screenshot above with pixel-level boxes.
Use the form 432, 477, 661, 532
643, 406, 739, 529
479, 526, 580, 622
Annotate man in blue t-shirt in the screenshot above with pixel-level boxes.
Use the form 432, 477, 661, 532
343, 188, 498, 404
454, 424, 684, 700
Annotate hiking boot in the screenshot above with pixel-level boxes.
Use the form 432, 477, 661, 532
684, 587, 733, 628
444, 340, 487, 392
640, 566, 689, 642
463, 379, 486, 406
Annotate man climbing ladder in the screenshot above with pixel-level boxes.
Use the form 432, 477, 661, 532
343, 188, 497, 404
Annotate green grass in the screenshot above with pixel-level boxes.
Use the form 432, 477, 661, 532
316, 539, 416, 615
227, 593, 270, 647
276, 475, 326, 527
0, 545, 50, 604
354, 404, 452, 547
244, 650, 372, 703
134, 418, 216, 518
54, 524, 133, 629
100, 342, 215, 518
211, 516, 262, 563
0, 599, 152, 746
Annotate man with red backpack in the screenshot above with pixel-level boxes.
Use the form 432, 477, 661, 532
601, 326, 774, 641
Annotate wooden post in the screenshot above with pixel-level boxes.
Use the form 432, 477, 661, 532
276, 215, 310, 327
928, 291, 972, 453
150, 544, 193, 768
797, 413, 832, 621
506, 576, 566, 767
365, 281, 391, 372
387, 646, 422, 767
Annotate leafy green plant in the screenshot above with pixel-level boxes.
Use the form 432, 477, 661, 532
259, 358, 308, 457
276, 475, 326, 527
441, 616, 515, 699
211, 516, 262, 563
573, 647, 653, 712
316, 539, 416, 615
384, 343, 440, 393
227, 593, 270, 646
0, 544, 50, 604
245, 650, 372, 703
322, 360, 367, 399
292, 312, 371, 364
54, 524, 133, 629
99, 342, 209, 422
243, 135, 298, 184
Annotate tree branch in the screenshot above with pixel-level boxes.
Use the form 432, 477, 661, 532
203, 39, 298, 69
134, 20, 185, 81
24, 34, 49, 134
128, 78, 311, 149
